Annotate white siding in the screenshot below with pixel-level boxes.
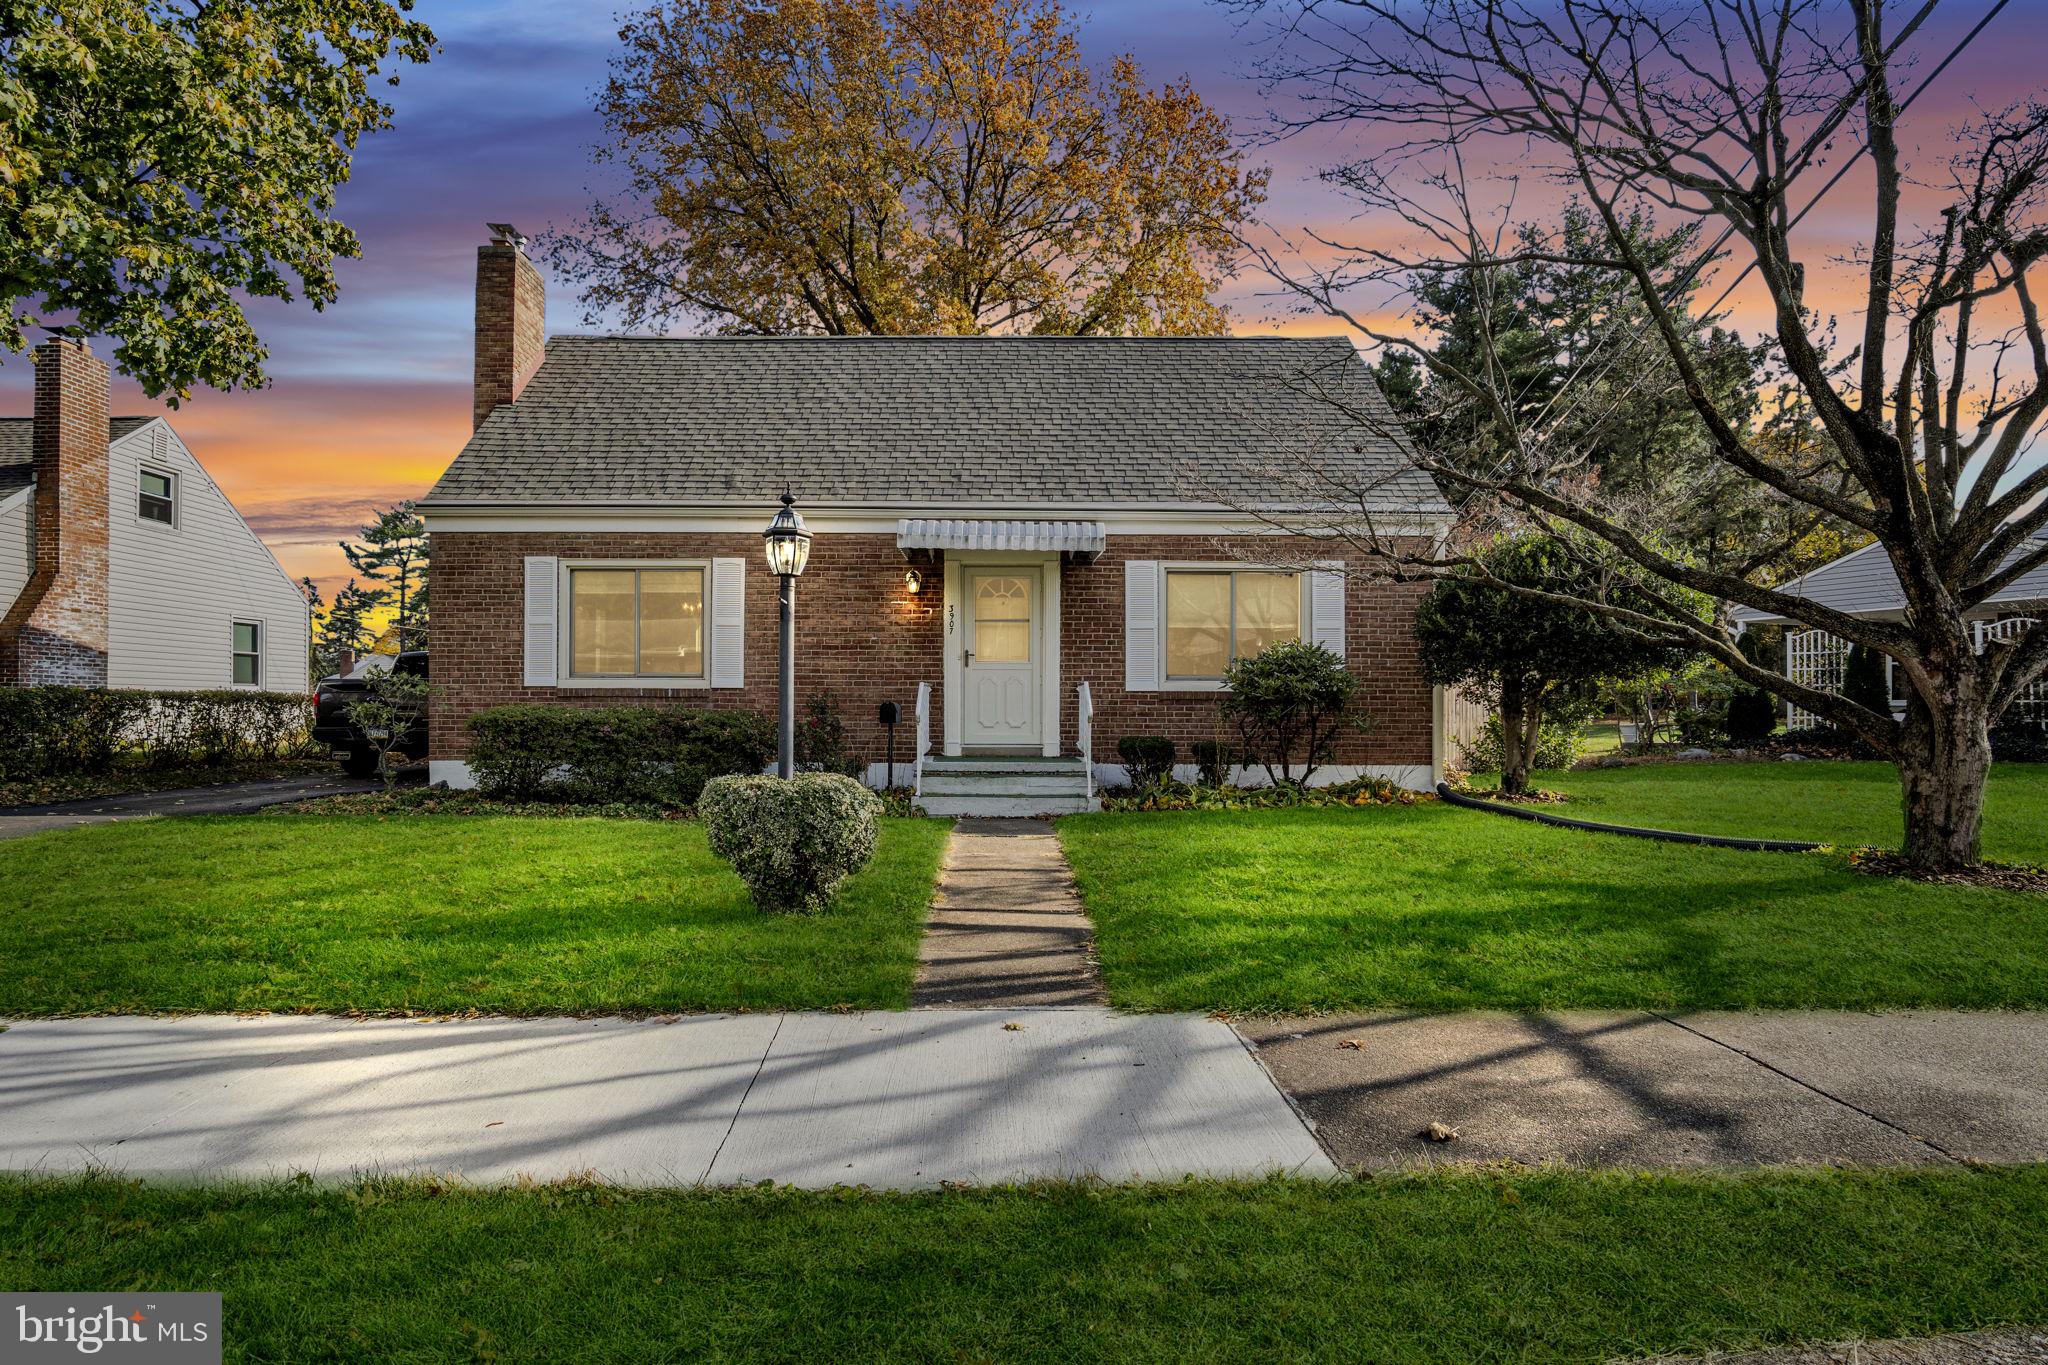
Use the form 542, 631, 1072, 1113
1732, 538, 2048, 625
0, 490, 28, 616
106, 421, 311, 692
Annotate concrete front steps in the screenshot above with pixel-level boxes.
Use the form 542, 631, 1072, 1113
917, 754, 1098, 818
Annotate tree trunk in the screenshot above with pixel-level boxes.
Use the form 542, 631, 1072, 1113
1895, 684, 1993, 872
1499, 675, 1534, 796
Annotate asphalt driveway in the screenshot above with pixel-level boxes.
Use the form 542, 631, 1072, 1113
0, 770, 387, 840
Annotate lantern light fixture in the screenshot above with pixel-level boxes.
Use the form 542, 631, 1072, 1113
762, 491, 812, 578
904, 567, 923, 594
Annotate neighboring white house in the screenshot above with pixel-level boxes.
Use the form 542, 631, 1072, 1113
0, 338, 310, 693
1731, 540, 2047, 727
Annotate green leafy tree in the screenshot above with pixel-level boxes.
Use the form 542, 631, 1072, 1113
0, 1, 435, 399
344, 668, 428, 788
340, 502, 428, 651
1416, 534, 1705, 795
549, 0, 1265, 337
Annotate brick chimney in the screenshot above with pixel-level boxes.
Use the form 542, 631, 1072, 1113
473, 224, 546, 429
0, 337, 110, 687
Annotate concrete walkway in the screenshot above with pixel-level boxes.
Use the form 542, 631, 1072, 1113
1639, 1326, 2048, 1364
0, 771, 381, 841
1239, 1010, 2048, 1169
0, 1010, 1332, 1189
913, 818, 1104, 1007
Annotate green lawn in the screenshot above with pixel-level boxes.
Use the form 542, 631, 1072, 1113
3, 1169, 2044, 1363
0, 816, 947, 1016
1059, 802, 2048, 1012
1499, 760, 2048, 860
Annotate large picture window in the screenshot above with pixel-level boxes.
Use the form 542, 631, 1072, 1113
569, 566, 705, 678
1164, 570, 1301, 679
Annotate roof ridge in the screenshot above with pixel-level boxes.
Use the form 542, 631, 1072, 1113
540, 332, 1356, 345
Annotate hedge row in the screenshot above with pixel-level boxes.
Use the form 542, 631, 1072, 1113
466, 703, 778, 804
0, 686, 314, 779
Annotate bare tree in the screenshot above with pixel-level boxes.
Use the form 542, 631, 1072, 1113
1234, 0, 2047, 871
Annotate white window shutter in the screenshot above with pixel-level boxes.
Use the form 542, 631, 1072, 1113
522, 556, 558, 687
1124, 560, 1159, 691
1310, 564, 1346, 661
711, 557, 746, 688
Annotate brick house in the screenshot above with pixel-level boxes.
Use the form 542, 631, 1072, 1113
420, 230, 1455, 813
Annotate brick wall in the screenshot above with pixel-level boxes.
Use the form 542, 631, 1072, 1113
432, 528, 1432, 772
473, 243, 546, 430
1060, 536, 1432, 766
430, 530, 944, 763
0, 338, 110, 687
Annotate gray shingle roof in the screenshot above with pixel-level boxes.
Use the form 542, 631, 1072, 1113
425, 336, 1446, 513
0, 416, 155, 496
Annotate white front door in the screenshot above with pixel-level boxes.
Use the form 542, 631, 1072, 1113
962, 570, 1041, 749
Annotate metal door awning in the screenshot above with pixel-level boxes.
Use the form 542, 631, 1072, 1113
896, 519, 1106, 562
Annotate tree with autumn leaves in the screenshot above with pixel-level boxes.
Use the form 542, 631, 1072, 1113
549, 0, 1266, 336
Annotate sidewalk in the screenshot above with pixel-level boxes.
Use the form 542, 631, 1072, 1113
1240, 1009, 2048, 1168
0, 1010, 1331, 1189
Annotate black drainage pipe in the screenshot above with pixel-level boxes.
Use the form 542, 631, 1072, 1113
1434, 782, 1823, 853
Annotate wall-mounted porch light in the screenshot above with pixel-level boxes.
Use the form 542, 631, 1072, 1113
904, 567, 924, 594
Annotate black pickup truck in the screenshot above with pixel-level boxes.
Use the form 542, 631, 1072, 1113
313, 651, 430, 777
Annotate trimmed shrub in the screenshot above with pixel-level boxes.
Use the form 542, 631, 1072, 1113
1459, 714, 1587, 773
1219, 640, 1362, 787
1724, 685, 1778, 747
1842, 643, 1892, 717
1102, 774, 1422, 812
698, 772, 882, 913
562, 707, 672, 800
1993, 715, 2048, 763
671, 710, 778, 805
465, 705, 567, 800
1190, 739, 1237, 787
1671, 700, 1727, 748
1116, 735, 1176, 788
0, 686, 311, 781
463, 704, 779, 805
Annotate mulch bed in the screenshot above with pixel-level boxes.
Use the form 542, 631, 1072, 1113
1849, 850, 2048, 892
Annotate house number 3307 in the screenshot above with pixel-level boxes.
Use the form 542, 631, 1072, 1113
947, 604, 956, 634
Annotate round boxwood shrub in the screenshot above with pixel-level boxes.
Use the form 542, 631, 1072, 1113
698, 772, 882, 913
1115, 735, 1175, 788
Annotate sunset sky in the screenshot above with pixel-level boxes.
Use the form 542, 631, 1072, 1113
1, 0, 2038, 603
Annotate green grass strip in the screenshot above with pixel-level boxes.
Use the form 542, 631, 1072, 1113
3, 1167, 2044, 1362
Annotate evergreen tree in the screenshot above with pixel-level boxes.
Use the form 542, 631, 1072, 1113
315, 579, 390, 676
340, 502, 429, 650
1842, 644, 1893, 722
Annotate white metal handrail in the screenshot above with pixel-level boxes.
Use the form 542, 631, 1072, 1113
1076, 680, 1094, 800
912, 681, 932, 796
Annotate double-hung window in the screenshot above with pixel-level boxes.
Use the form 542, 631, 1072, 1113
231, 622, 261, 686
568, 565, 706, 679
1163, 570, 1301, 680
138, 469, 175, 525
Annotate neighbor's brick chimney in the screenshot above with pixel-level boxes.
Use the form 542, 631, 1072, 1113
473, 224, 546, 429
0, 337, 111, 687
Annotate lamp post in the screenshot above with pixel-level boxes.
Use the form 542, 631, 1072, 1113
762, 490, 813, 778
